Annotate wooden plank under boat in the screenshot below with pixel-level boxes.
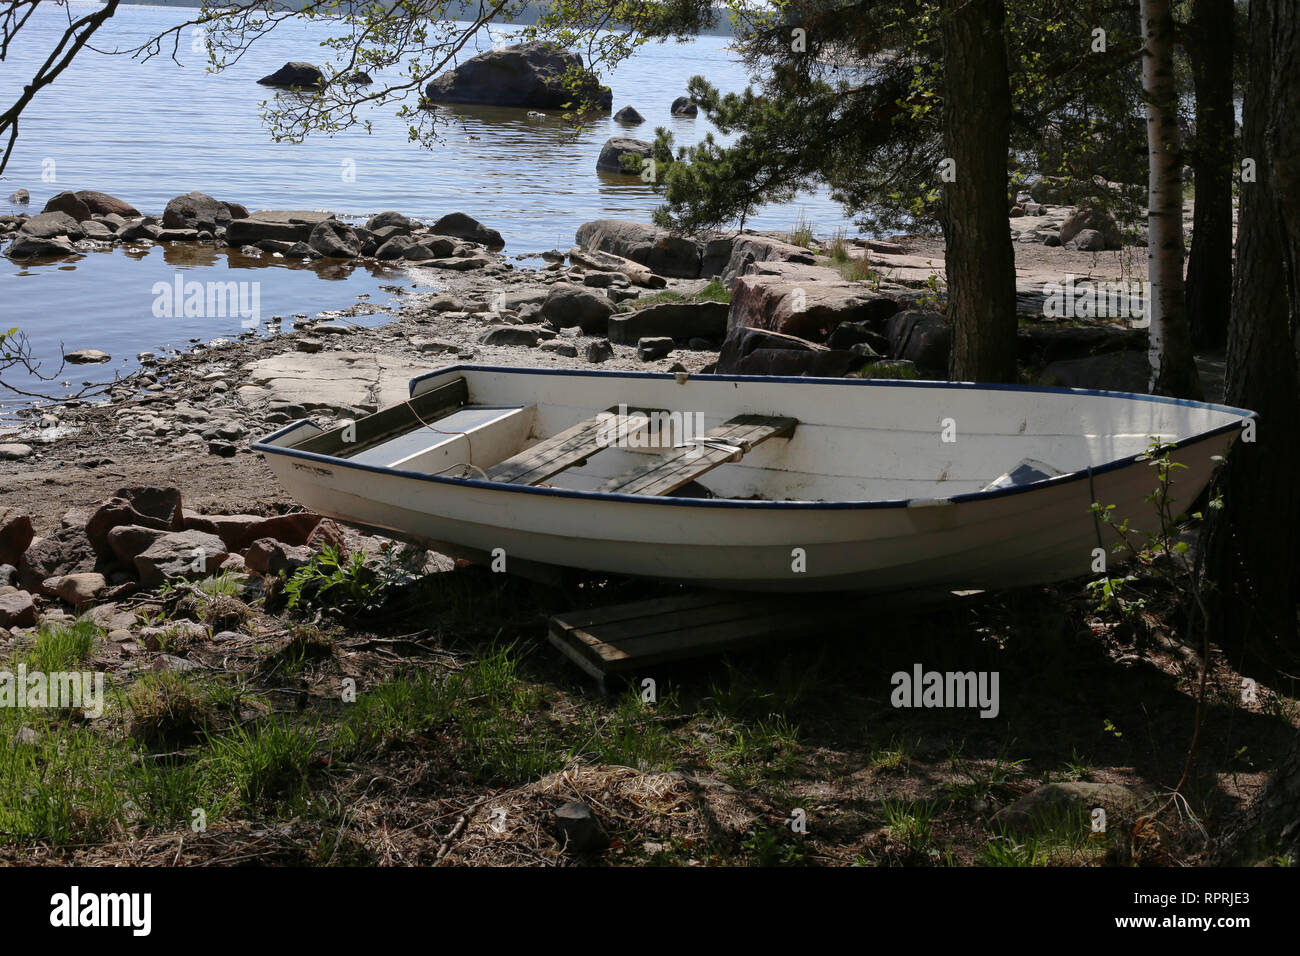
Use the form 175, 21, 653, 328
251, 365, 1255, 593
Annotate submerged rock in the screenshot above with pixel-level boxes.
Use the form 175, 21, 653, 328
596, 137, 651, 174
613, 105, 645, 124
258, 61, 325, 89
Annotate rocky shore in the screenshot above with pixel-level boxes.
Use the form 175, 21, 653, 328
1, 180, 1215, 629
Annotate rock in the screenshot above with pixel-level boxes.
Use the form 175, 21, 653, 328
1059, 206, 1123, 249
243, 537, 311, 574
419, 254, 491, 271
576, 219, 704, 278
375, 235, 417, 260
364, 210, 413, 234
538, 340, 579, 357
479, 324, 557, 347
0, 442, 35, 460
81, 220, 116, 240
64, 348, 111, 364
613, 105, 645, 124
608, 302, 727, 346
134, 531, 230, 588
540, 284, 615, 334
554, 801, 609, 853
42, 190, 92, 222
423, 41, 612, 111
1039, 351, 1151, 392
162, 191, 233, 232
0, 587, 37, 629
718, 326, 836, 375
1028, 175, 1085, 205
105, 525, 169, 564
258, 61, 324, 88
225, 210, 331, 246
116, 219, 163, 242
431, 212, 504, 248
992, 782, 1144, 835
296, 337, 323, 353
18, 210, 84, 240
85, 486, 184, 557
670, 96, 698, 117
728, 262, 899, 342
884, 310, 951, 370
1017, 325, 1146, 365
0, 512, 34, 566
18, 526, 98, 594
309, 219, 361, 258
8, 189, 29, 204
5, 234, 75, 259
596, 137, 651, 174
238, 351, 429, 412
349, 71, 373, 85
827, 320, 891, 354
636, 336, 674, 361
585, 339, 614, 363
1065, 228, 1108, 252
54, 572, 106, 608
718, 234, 817, 284
75, 190, 140, 218
305, 519, 346, 554
0, 564, 15, 587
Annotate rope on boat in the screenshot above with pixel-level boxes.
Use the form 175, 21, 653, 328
403, 395, 482, 480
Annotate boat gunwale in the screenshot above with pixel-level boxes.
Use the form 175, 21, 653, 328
249, 365, 1255, 512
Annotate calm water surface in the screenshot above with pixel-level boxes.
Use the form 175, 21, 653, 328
0, 3, 853, 412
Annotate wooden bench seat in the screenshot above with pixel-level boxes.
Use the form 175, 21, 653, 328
486, 406, 659, 485
599, 414, 797, 496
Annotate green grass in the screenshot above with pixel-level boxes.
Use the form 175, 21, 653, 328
979, 811, 1108, 866
787, 214, 815, 249
944, 740, 1028, 803
20, 621, 97, 672
881, 799, 940, 858
869, 733, 921, 772
627, 278, 731, 311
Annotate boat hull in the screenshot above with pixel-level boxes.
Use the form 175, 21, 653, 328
253, 366, 1251, 593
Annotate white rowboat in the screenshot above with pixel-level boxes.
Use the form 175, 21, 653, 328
252, 365, 1254, 593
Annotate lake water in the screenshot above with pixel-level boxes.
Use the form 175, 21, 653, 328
0, 3, 853, 412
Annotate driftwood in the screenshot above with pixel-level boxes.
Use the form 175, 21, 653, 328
568, 246, 667, 288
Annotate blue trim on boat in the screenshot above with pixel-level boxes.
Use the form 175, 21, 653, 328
251, 365, 1253, 512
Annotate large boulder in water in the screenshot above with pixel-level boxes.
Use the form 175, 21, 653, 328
596, 137, 651, 174
423, 41, 612, 110
163, 191, 233, 232
18, 210, 84, 240
431, 212, 503, 248
75, 190, 140, 218
41, 191, 92, 222
258, 62, 325, 89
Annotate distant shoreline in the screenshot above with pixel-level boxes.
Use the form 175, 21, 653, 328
115, 0, 738, 36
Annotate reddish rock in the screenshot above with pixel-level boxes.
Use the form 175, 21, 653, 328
183, 514, 265, 550
74, 190, 141, 218
242, 513, 322, 550
728, 262, 900, 342
106, 524, 170, 564
41, 190, 92, 222
18, 526, 98, 594
0, 510, 34, 566
244, 537, 312, 574
133, 530, 229, 588
55, 572, 107, 608
306, 519, 346, 554
85, 486, 184, 557
0, 586, 37, 628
